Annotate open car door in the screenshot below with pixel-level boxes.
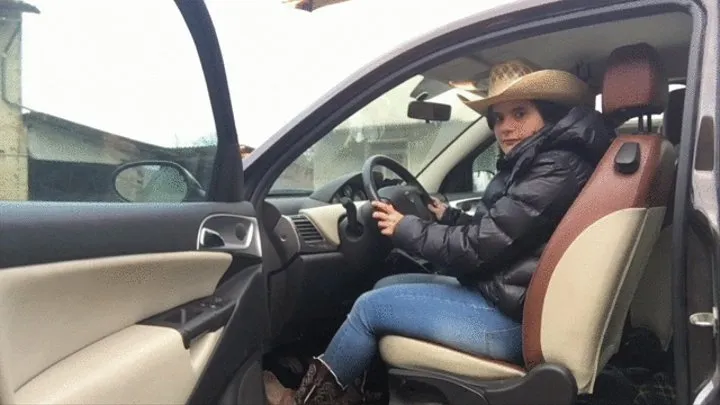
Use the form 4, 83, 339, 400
0, 1, 268, 404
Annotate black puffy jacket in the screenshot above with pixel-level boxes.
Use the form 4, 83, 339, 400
392, 106, 615, 321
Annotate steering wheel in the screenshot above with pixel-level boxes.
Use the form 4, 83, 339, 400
361, 155, 435, 222
337, 155, 435, 269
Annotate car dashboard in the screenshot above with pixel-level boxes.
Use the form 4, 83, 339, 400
266, 171, 398, 216
265, 172, 386, 254
330, 183, 367, 204
260, 171, 407, 345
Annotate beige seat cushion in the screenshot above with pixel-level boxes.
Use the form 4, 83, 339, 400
379, 336, 526, 380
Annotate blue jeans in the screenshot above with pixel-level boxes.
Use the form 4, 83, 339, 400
320, 273, 523, 386
372, 272, 460, 289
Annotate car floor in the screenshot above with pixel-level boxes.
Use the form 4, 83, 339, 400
576, 327, 676, 405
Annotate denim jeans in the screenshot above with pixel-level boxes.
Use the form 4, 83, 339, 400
372, 272, 460, 289
320, 273, 523, 386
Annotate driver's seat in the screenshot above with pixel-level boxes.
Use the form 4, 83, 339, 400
378, 43, 676, 405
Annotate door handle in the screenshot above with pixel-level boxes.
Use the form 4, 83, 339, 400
689, 307, 718, 335
199, 228, 225, 248
196, 215, 260, 256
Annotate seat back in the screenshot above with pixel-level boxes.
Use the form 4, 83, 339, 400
629, 87, 684, 349
521, 43, 676, 394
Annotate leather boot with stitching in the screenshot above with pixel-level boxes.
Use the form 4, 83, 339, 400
264, 358, 362, 405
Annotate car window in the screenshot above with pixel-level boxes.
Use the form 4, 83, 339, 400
269, 75, 482, 196
1, 1, 217, 203
471, 142, 501, 192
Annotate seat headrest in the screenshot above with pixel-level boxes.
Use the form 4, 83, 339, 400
663, 88, 685, 146
602, 43, 668, 122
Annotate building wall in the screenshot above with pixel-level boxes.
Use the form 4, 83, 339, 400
29, 160, 120, 202
24, 114, 218, 201
0, 12, 28, 200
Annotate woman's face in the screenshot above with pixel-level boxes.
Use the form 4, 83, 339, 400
490, 100, 546, 154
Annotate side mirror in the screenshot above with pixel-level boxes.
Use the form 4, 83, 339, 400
112, 161, 206, 203
472, 170, 494, 193
407, 100, 451, 122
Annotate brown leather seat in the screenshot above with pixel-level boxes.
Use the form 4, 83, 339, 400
629, 87, 684, 349
379, 42, 677, 397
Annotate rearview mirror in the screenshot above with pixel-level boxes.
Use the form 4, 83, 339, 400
407, 100, 451, 122
112, 161, 206, 202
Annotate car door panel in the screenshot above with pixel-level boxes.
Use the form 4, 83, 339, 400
15, 325, 223, 405
0, 202, 259, 268
187, 263, 268, 405
0, 202, 266, 405
0, 0, 271, 403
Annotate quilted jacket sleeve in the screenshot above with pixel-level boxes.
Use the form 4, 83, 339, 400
391, 152, 584, 279
438, 206, 471, 226
438, 200, 490, 226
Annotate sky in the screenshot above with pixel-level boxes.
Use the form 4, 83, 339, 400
19, 0, 510, 149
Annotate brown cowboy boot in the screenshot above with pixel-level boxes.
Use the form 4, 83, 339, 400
264, 358, 362, 405
294, 358, 362, 405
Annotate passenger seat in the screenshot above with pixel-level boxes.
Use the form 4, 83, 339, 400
629, 87, 684, 350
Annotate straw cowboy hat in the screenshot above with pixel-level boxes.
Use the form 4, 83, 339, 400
462, 60, 591, 116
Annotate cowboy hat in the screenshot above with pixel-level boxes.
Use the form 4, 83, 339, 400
461, 60, 591, 116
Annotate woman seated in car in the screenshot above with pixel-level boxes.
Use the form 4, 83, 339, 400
264, 59, 616, 405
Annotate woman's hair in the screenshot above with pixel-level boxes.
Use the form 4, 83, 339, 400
486, 100, 572, 130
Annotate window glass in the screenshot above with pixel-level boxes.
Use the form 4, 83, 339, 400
269, 75, 482, 196
0, 1, 216, 202
471, 142, 500, 192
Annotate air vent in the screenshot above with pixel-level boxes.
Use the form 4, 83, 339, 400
290, 215, 324, 244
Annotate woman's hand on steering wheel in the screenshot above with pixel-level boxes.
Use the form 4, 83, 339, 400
362, 155, 435, 222
428, 197, 448, 221
371, 201, 405, 237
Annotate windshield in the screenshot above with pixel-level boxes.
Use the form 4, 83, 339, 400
270, 75, 482, 195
